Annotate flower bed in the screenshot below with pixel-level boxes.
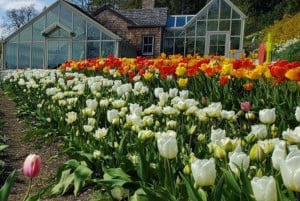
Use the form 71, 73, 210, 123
1, 54, 300, 200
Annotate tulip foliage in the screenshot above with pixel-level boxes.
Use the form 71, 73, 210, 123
1, 54, 300, 200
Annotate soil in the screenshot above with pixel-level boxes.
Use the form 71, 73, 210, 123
0, 89, 93, 201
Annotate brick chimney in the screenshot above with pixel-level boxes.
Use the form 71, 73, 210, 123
142, 0, 155, 9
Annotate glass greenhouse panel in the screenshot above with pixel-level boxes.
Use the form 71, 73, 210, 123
163, 38, 174, 55
186, 22, 196, 37
101, 41, 115, 57
20, 26, 32, 41
196, 37, 205, 55
18, 43, 31, 68
208, 0, 220, 19
231, 20, 241, 35
196, 21, 206, 36
5, 43, 17, 69
46, 5, 59, 26
102, 32, 113, 40
60, 5, 72, 29
176, 17, 186, 27
220, 0, 231, 19
232, 9, 240, 19
207, 20, 218, 31
47, 40, 69, 69
72, 41, 85, 60
32, 43, 44, 68
87, 23, 100, 40
87, 42, 100, 58
231, 37, 240, 49
186, 38, 195, 54
33, 17, 45, 41
219, 20, 230, 31
175, 38, 184, 54
73, 14, 86, 40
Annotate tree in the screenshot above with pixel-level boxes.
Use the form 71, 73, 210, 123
0, 4, 37, 35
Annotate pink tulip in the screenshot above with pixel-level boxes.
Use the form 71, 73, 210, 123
23, 154, 41, 178
240, 101, 251, 112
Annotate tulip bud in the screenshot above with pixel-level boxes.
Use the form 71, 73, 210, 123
183, 165, 191, 174
23, 154, 41, 178
213, 145, 226, 159
249, 144, 266, 161
240, 101, 251, 112
197, 134, 206, 142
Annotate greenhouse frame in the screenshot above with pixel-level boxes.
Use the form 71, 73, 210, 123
1, 0, 246, 69
163, 0, 246, 57
1, 0, 121, 69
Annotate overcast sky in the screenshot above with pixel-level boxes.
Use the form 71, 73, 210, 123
0, 0, 55, 38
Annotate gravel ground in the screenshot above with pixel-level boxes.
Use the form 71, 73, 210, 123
0, 89, 93, 201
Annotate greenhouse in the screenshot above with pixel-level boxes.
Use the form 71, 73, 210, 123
1, 0, 121, 69
163, 0, 246, 57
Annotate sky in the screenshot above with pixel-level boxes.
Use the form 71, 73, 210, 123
0, 0, 56, 38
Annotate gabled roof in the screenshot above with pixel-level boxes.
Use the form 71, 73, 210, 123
118, 8, 168, 27
94, 6, 168, 27
183, 0, 247, 29
4, 0, 121, 42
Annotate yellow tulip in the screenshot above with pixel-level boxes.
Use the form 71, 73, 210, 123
177, 78, 188, 87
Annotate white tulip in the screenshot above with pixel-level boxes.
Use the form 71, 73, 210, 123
259, 108, 276, 124
248, 124, 268, 140
282, 126, 300, 144
154, 87, 164, 98
169, 88, 178, 97
107, 109, 119, 123
228, 150, 250, 175
251, 176, 277, 201
65, 111, 77, 124
86, 99, 98, 110
157, 131, 178, 159
191, 158, 216, 187
272, 142, 287, 170
211, 128, 226, 144
204, 102, 222, 117
280, 151, 300, 192
94, 128, 108, 140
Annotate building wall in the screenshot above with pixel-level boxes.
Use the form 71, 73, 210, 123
95, 10, 163, 57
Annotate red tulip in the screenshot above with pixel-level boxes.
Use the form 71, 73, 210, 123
23, 154, 41, 178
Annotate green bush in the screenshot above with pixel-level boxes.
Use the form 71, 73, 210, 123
272, 38, 300, 61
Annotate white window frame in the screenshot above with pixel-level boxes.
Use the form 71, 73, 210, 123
142, 35, 154, 56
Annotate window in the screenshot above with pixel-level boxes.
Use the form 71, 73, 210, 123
142, 35, 154, 56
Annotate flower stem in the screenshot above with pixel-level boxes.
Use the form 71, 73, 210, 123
23, 177, 33, 201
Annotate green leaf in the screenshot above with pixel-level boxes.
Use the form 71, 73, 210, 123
130, 188, 149, 201
51, 169, 74, 196
179, 172, 202, 201
0, 145, 8, 151
74, 164, 93, 196
223, 170, 241, 195
96, 178, 129, 187
197, 188, 207, 201
0, 170, 16, 201
142, 185, 176, 201
214, 174, 224, 201
104, 168, 132, 182
64, 159, 80, 169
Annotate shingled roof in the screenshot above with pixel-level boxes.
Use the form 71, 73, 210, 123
117, 8, 168, 27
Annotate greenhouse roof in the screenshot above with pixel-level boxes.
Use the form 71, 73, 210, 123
166, 15, 194, 28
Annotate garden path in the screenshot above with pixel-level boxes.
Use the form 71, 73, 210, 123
0, 89, 92, 201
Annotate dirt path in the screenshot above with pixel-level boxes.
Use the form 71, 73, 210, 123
0, 89, 92, 201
